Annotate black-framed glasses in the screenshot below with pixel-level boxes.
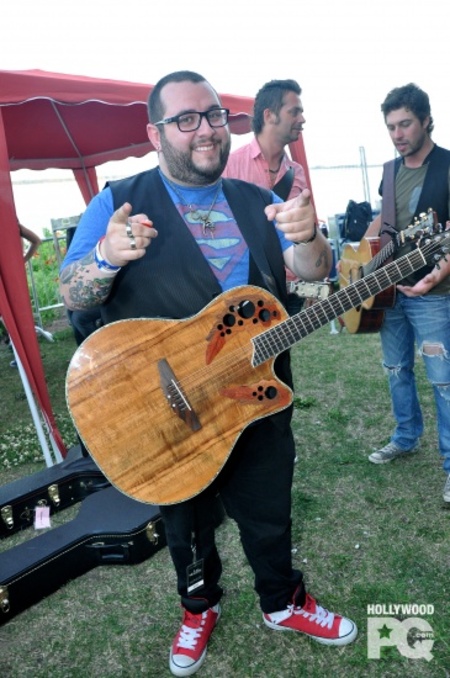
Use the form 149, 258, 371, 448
154, 108, 230, 132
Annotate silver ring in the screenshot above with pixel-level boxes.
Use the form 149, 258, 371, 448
129, 237, 137, 250
126, 221, 133, 238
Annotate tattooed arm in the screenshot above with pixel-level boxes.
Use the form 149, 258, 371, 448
59, 249, 119, 310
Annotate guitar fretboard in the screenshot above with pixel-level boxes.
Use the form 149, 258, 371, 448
362, 239, 395, 276
252, 237, 445, 366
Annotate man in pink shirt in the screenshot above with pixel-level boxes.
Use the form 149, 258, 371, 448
223, 79, 310, 313
223, 78, 307, 201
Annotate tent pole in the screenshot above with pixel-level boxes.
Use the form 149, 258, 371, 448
11, 341, 60, 467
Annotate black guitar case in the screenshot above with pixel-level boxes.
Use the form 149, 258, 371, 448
0, 486, 166, 625
0, 445, 110, 537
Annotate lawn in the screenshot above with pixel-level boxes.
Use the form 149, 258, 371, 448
0, 319, 449, 677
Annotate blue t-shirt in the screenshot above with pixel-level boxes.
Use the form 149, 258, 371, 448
62, 175, 291, 292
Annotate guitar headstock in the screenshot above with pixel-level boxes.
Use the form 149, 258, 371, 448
421, 229, 450, 268
400, 209, 441, 245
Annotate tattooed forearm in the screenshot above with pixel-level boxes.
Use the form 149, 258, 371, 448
289, 238, 332, 281
315, 246, 329, 269
59, 250, 96, 284
59, 249, 116, 310
67, 278, 115, 307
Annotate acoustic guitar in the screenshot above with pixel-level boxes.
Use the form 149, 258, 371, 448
338, 210, 436, 333
66, 230, 449, 506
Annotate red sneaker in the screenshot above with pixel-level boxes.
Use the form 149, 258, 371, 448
169, 604, 221, 676
263, 593, 357, 646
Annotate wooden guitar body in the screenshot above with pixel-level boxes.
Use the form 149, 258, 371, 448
67, 287, 292, 506
339, 237, 395, 333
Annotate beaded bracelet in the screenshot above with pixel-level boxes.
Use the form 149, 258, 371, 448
94, 238, 121, 273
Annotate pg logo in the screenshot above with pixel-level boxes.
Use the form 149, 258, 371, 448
367, 617, 434, 661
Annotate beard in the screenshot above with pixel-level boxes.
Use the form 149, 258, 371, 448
398, 129, 428, 158
159, 133, 231, 185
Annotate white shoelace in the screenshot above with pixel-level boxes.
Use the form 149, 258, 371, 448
175, 613, 207, 650
269, 602, 335, 629
294, 602, 335, 629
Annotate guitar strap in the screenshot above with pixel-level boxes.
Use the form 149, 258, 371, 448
272, 167, 294, 201
379, 159, 397, 252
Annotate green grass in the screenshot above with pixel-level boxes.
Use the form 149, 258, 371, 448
0, 324, 78, 472
0, 321, 449, 677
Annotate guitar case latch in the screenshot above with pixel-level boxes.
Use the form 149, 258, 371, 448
146, 521, 160, 545
48, 483, 61, 507
0, 586, 10, 614
0, 505, 13, 530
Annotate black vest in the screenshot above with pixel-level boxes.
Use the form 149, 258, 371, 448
382, 145, 450, 284
389, 144, 450, 226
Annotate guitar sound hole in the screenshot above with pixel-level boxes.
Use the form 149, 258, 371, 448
258, 308, 271, 322
265, 386, 278, 400
222, 313, 236, 327
237, 300, 255, 319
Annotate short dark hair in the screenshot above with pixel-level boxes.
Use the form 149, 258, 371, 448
252, 79, 302, 135
381, 83, 434, 135
148, 71, 212, 123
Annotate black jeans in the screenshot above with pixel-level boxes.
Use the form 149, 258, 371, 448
159, 417, 304, 614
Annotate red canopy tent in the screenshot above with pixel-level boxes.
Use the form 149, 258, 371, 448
0, 69, 313, 463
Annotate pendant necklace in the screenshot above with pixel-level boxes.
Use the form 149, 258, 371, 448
166, 178, 222, 238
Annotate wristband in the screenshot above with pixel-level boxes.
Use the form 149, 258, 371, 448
94, 238, 121, 273
293, 223, 317, 246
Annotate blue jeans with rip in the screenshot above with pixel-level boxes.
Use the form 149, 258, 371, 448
380, 292, 450, 473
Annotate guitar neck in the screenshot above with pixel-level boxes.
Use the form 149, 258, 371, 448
252, 240, 436, 366
362, 212, 437, 277
362, 238, 395, 276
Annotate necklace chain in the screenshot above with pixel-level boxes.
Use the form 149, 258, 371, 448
268, 156, 284, 174
166, 178, 222, 238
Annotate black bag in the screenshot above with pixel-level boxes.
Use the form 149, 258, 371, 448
342, 199, 372, 241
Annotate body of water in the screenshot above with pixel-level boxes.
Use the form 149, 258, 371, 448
11, 160, 384, 240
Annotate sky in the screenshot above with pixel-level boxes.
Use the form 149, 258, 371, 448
3, 0, 450, 228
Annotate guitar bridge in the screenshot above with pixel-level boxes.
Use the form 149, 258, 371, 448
158, 359, 201, 431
